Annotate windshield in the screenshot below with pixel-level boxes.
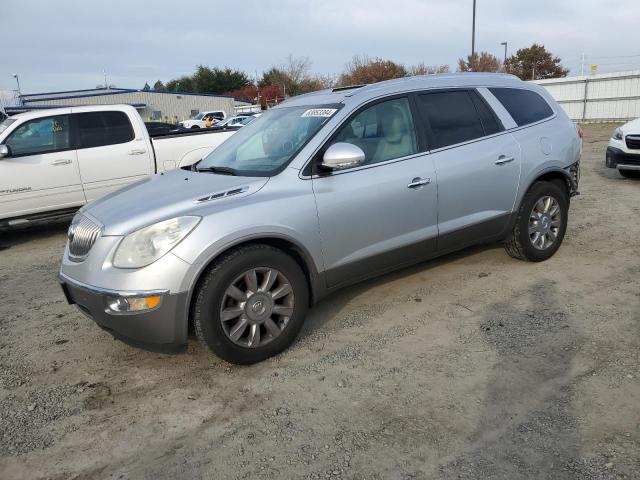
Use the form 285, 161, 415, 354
0, 118, 16, 135
191, 112, 205, 120
198, 104, 341, 176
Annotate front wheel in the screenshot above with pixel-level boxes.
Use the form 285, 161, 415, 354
504, 181, 569, 262
619, 169, 640, 179
193, 244, 309, 364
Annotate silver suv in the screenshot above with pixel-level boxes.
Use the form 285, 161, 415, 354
59, 73, 581, 364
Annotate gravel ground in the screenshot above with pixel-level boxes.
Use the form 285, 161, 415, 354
0, 123, 638, 479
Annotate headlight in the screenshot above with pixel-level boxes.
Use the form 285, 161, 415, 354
113, 216, 200, 268
613, 128, 623, 141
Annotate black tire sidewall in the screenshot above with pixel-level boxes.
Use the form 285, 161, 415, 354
516, 182, 569, 262
195, 247, 308, 364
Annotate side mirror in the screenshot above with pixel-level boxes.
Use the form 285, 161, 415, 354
0, 145, 9, 159
321, 142, 365, 170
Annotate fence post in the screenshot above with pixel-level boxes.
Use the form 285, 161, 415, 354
582, 77, 589, 122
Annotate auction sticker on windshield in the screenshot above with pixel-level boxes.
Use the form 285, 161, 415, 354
301, 108, 338, 118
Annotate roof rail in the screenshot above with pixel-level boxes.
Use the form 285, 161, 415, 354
331, 84, 366, 92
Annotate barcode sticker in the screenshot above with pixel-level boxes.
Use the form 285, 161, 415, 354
301, 108, 338, 118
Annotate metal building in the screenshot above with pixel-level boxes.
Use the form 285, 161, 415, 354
7, 87, 251, 122
533, 70, 640, 122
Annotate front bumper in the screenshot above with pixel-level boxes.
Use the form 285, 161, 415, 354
605, 146, 640, 170
59, 273, 189, 353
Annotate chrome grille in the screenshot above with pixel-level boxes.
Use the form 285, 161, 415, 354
68, 215, 102, 261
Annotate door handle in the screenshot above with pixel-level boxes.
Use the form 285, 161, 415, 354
495, 155, 515, 165
407, 177, 431, 189
51, 159, 72, 166
128, 149, 147, 155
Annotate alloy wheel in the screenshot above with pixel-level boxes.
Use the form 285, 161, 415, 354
528, 195, 562, 250
219, 268, 295, 348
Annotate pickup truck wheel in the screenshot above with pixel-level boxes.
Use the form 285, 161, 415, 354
504, 181, 568, 262
619, 169, 640, 179
190, 125, 200, 129
193, 244, 308, 364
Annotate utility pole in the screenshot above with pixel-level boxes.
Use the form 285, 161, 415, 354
471, 0, 477, 60
102, 69, 109, 90
12, 74, 21, 105
580, 53, 585, 76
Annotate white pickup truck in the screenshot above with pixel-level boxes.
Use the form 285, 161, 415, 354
0, 105, 235, 227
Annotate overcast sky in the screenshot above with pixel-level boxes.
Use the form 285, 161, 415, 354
2, 0, 640, 93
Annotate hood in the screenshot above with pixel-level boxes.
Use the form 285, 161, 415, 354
621, 117, 640, 134
84, 169, 268, 236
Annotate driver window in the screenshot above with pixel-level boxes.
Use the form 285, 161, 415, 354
5, 115, 71, 156
331, 97, 417, 166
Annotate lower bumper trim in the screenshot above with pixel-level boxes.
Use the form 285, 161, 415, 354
59, 275, 189, 354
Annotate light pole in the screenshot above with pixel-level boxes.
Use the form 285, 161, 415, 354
471, 0, 477, 59
500, 42, 508, 64
12, 73, 21, 95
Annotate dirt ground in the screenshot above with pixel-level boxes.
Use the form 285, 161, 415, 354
0, 123, 638, 480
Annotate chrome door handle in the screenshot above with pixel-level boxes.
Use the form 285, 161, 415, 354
407, 177, 431, 189
128, 149, 147, 155
495, 155, 515, 165
51, 159, 72, 166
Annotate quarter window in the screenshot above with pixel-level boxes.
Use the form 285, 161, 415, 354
5, 115, 71, 156
489, 87, 553, 127
76, 111, 135, 149
416, 91, 485, 149
331, 97, 418, 165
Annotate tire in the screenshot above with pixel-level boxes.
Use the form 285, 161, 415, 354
619, 169, 640, 179
190, 125, 200, 130
193, 244, 309, 364
504, 181, 569, 262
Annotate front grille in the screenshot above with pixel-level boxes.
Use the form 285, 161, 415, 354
68, 216, 102, 261
626, 136, 640, 150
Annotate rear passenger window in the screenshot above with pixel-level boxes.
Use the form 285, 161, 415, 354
331, 97, 418, 165
489, 88, 553, 127
76, 111, 135, 149
416, 91, 485, 149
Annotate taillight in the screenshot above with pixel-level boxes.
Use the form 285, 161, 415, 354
577, 125, 584, 139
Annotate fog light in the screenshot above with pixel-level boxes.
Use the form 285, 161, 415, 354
107, 295, 162, 313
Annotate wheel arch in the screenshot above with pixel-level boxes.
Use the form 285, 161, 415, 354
184, 235, 325, 334
520, 167, 573, 206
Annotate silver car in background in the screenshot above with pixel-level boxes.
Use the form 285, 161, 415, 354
59, 73, 581, 364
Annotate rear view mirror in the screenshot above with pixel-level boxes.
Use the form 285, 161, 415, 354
321, 142, 365, 170
0, 145, 9, 158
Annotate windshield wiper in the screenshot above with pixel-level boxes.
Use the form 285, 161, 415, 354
196, 165, 238, 176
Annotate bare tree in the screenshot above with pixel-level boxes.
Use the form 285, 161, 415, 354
457, 52, 502, 73
408, 63, 450, 76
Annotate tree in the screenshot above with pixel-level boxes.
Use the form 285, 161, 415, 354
226, 84, 284, 108
142, 82, 151, 91
457, 52, 501, 72
259, 56, 331, 96
152, 80, 165, 91
338, 55, 407, 86
504, 43, 569, 80
408, 63, 450, 76
165, 66, 251, 94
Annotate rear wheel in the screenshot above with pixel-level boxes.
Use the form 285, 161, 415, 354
504, 181, 568, 262
190, 125, 200, 130
193, 244, 309, 364
619, 169, 640, 179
